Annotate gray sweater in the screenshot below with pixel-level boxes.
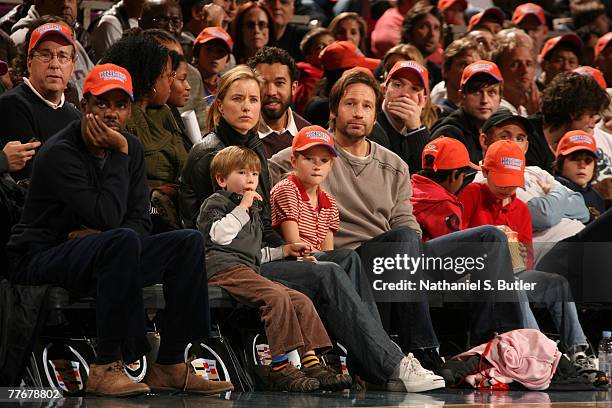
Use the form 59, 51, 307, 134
197, 191, 283, 278
269, 140, 421, 250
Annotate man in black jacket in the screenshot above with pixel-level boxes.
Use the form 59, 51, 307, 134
371, 60, 430, 172
431, 60, 503, 164
6, 64, 233, 397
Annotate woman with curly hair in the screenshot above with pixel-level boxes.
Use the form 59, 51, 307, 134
328, 12, 367, 53
102, 34, 186, 229
230, 2, 276, 64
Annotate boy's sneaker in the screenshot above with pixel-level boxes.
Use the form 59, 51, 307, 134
388, 353, 446, 392
301, 364, 352, 391
268, 364, 320, 392
571, 351, 609, 387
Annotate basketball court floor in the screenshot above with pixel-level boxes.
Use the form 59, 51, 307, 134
7, 389, 612, 408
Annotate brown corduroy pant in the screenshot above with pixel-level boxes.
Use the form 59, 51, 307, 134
209, 264, 332, 356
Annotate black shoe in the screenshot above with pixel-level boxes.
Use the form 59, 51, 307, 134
411, 348, 445, 374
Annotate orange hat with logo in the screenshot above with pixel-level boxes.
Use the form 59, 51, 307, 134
385, 60, 430, 95
460, 60, 503, 89
193, 26, 233, 52
512, 3, 546, 26
83, 64, 134, 100
319, 41, 381, 72
28, 22, 75, 55
595, 32, 612, 59
555, 130, 597, 158
539, 33, 582, 62
467, 7, 505, 32
292, 125, 338, 156
572, 66, 607, 90
422, 137, 480, 171
438, 0, 467, 12
482, 140, 525, 187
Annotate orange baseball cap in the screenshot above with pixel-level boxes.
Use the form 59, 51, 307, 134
572, 66, 607, 90
385, 60, 430, 95
193, 26, 233, 52
342, 66, 375, 79
467, 8, 505, 32
438, 0, 467, 12
482, 140, 525, 187
28, 22, 75, 55
319, 41, 381, 72
83, 64, 134, 100
292, 125, 338, 156
422, 137, 480, 171
460, 60, 503, 89
539, 33, 582, 62
512, 3, 546, 26
555, 130, 597, 158
595, 32, 612, 59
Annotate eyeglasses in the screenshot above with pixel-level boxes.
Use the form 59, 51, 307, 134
151, 16, 183, 29
32, 50, 74, 65
245, 21, 269, 30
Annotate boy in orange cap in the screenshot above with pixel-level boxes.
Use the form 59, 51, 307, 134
459, 140, 534, 267
553, 130, 606, 221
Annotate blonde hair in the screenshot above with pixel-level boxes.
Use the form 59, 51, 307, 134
206, 64, 265, 131
382, 44, 425, 76
210, 146, 262, 190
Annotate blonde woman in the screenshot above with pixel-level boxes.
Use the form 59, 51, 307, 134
328, 12, 368, 53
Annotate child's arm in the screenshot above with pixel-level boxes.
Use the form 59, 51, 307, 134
279, 220, 302, 244
197, 191, 260, 245
321, 231, 334, 251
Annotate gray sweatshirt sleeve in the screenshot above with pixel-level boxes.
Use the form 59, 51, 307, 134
209, 206, 250, 245
260, 246, 285, 263
527, 185, 589, 231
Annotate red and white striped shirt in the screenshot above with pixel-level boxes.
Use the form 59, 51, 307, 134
270, 175, 340, 251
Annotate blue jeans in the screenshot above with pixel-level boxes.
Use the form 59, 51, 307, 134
516, 269, 588, 349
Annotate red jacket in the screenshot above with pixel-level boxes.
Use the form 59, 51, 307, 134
410, 174, 463, 241
458, 182, 534, 268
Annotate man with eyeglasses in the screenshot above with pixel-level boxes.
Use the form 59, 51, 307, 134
0, 20, 81, 180
10, 4, 94, 97
262, 0, 309, 61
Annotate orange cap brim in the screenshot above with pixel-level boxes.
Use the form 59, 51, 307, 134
487, 170, 524, 188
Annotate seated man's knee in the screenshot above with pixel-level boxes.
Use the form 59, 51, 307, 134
475, 225, 507, 242
387, 227, 420, 243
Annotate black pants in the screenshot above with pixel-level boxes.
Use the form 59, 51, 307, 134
9, 228, 209, 364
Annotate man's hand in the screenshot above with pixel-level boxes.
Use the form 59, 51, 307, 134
536, 178, 552, 194
283, 242, 313, 258
84, 114, 128, 154
385, 94, 424, 130
203, 3, 224, 27
238, 190, 262, 209
523, 82, 541, 115
518, 242, 529, 265
3, 140, 40, 171
68, 228, 100, 239
593, 178, 612, 200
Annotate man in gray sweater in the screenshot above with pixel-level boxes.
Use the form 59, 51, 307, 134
269, 70, 527, 373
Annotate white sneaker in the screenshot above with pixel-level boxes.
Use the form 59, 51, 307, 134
389, 353, 446, 393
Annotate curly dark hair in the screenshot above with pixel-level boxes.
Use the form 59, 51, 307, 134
100, 34, 169, 102
246, 46, 298, 82
230, 2, 276, 64
401, 2, 443, 45
542, 72, 610, 130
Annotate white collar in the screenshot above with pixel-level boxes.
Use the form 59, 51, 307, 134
258, 107, 298, 139
23, 77, 65, 109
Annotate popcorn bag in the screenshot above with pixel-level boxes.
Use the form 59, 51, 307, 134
496, 225, 526, 272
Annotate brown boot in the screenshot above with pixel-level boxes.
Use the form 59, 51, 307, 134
145, 361, 234, 395
86, 361, 151, 397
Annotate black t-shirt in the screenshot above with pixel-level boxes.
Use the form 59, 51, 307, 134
276, 24, 310, 62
